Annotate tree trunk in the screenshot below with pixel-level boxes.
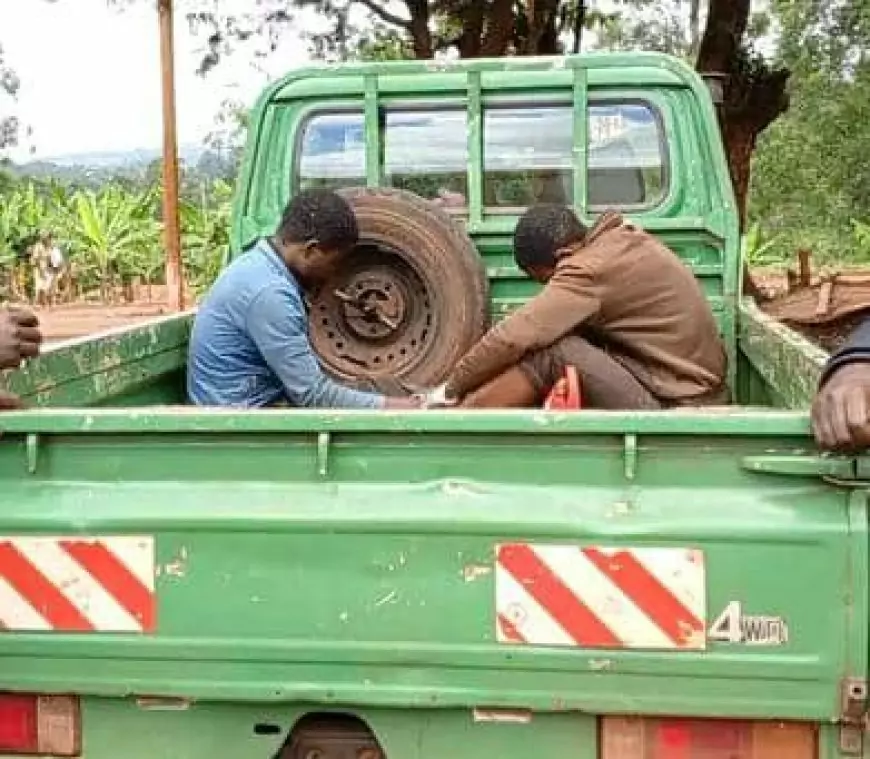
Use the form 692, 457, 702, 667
522, 0, 561, 54
455, 1, 486, 58
403, 0, 433, 58
572, 0, 586, 54
479, 0, 517, 56
407, 18, 433, 58
688, 0, 701, 56
536, 16, 562, 54
725, 120, 766, 300
696, 0, 789, 223
696, 0, 790, 298
715, 69, 790, 229
725, 126, 754, 225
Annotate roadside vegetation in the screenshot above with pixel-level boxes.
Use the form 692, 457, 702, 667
1, 0, 868, 302
0, 172, 231, 301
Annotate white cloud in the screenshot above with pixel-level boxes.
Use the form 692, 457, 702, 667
0, 0, 312, 160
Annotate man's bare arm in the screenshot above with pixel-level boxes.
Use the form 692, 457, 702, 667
813, 317, 870, 450
445, 272, 601, 399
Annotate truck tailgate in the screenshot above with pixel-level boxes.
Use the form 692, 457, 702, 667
0, 410, 863, 725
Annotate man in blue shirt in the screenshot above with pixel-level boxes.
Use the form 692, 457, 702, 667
188, 190, 419, 409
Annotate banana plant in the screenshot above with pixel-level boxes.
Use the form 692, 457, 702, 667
0, 183, 51, 300
0, 182, 46, 253
180, 179, 232, 294
741, 222, 782, 268
54, 185, 161, 299
0, 176, 233, 302
852, 219, 870, 258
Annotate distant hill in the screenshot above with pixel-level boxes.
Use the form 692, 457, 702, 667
39, 145, 205, 169
6, 144, 236, 186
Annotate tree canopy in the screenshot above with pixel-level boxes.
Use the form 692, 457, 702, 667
183, 1, 786, 225
0, 44, 21, 151
748, 0, 870, 264
179, 0, 870, 265
5, 0, 870, 276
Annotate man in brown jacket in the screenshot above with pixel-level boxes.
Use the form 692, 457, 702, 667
438, 205, 727, 409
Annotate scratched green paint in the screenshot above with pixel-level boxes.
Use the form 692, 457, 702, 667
0, 53, 862, 759
0, 466, 857, 721
738, 299, 828, 409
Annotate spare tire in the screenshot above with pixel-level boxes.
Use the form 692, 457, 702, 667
308, 187, 489, 387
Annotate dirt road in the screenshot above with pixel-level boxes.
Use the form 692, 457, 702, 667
35, 303, 174, 345
27, 267, 870, 353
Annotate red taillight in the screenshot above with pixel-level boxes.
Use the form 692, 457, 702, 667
0, 696, 37, 752
601, 716, 816, 759
0, 695, 79, 756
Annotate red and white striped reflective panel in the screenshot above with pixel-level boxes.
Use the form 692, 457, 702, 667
495, 544, 706, 650
0, 536, 155, 633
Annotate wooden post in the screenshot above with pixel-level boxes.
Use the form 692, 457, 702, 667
158, 0, 184, 311
797, 248, 812, 288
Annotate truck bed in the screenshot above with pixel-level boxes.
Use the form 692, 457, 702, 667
4, 299, 828, 412
0, 299, 860, 758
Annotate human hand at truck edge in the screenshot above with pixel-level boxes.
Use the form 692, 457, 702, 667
414, 383, 460, 410
0, 391, 24, 410
812, 362, 870, 451
0, 307, 42, 369
0, 307, 41, 412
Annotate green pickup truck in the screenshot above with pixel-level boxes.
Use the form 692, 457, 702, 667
0, 52, 861, 759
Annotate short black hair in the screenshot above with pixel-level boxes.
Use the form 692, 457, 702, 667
513, 204, 587, 271
277, 189, 359, 251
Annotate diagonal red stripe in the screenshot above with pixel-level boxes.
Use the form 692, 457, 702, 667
498, 544, 621, 647
0, 543, 94, 631
60, 541, 154, 632
497, 613, 527, 644
583, 548, 703, 646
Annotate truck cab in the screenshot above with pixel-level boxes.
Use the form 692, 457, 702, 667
233, 53, 744, 393
0, 53, 863, 759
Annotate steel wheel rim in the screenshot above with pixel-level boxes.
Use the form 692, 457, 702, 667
309, 241, 438, 380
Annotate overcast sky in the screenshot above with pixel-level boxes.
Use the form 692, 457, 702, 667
0, 0, 312, 160
1, 0, 769, 162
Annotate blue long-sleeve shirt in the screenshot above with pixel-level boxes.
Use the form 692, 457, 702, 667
187, 239, 384, 409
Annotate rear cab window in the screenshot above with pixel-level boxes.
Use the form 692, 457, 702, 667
296, 99, 668, 213
484, 102, 666, 210
298, 109, 469, 205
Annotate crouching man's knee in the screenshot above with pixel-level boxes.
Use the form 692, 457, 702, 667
521, 335, 662, 411
460, 341, 575, 409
